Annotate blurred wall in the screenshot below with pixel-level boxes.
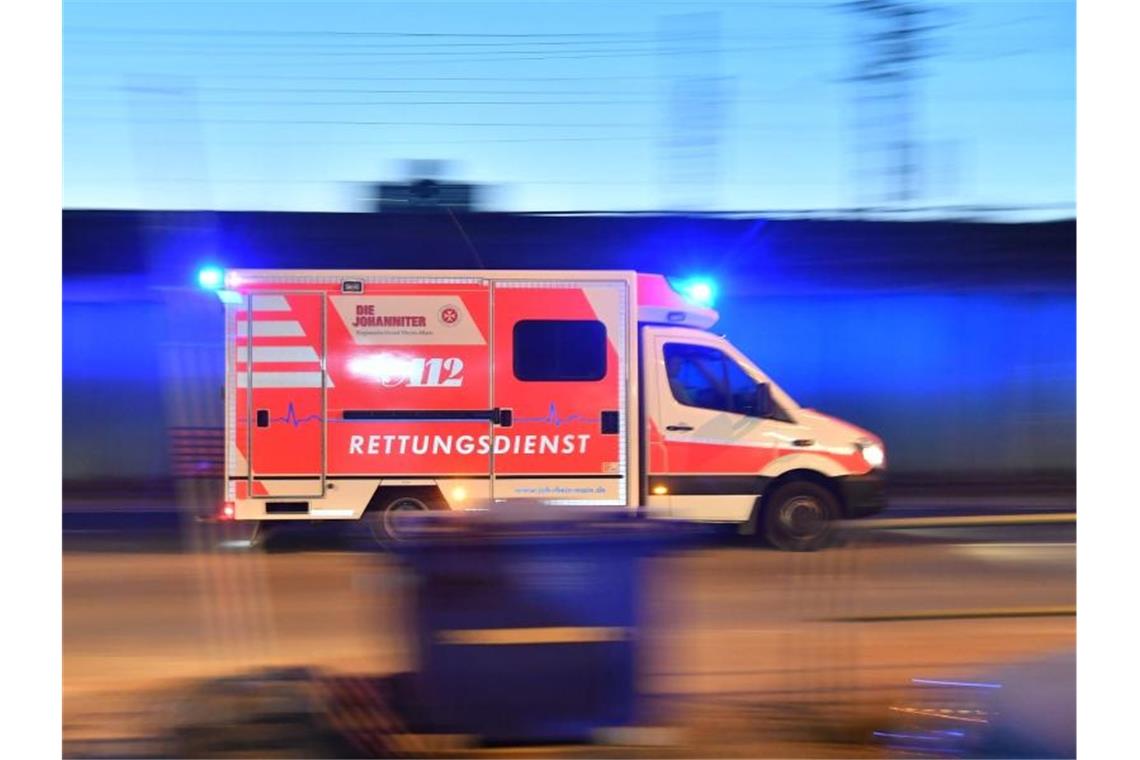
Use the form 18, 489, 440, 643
62, 211, 1075, 488
717, 292, 1075, 474
63, 284, 171, 482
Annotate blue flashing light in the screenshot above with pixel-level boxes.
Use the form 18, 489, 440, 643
671, 277, 718, 308
197, 266, 224, 290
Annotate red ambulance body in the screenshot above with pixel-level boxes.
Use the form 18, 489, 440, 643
221, 270, 885, 550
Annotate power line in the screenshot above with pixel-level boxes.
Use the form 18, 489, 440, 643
65, 34, 847, 52
64, 26, 652, 39
65, 36, 670, 52
67, 177, 913, 188
523, 203, 1075, 215
62, 77, 826, 99
65, 40, 678, 56
62, 40, 829, 64
65, 90, 1071, 106
66, 117, 664, 128
66, 96, 806, 107
62, 14, 1063, 48
63, 116, 824, 134
67, 85, 669, 96
75, 135, 666, 146
65, 72, 672, 83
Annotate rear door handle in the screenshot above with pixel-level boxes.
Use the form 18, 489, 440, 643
666, 423, 694, 432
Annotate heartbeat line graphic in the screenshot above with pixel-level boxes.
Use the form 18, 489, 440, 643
266, 401, 594, 428
272, 401, 323, 428
516, 402, 599, 427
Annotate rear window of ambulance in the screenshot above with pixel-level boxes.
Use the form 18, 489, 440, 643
513, 320, 607, 382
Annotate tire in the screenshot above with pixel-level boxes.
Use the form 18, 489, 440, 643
761, 481, 839, 552
369, 493, 433, 545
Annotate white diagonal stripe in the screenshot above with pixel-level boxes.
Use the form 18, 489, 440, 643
237, 346, 320, 363
237, 371, 333, 388
250, 295, 291, 311
237, 320, 305, 337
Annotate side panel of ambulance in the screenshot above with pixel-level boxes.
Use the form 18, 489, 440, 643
223, 271, 638, 539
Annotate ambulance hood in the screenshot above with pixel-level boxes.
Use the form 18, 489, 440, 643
795, 408, 883, 449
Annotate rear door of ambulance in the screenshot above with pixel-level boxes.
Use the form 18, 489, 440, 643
230, 275, 494, 510
231, 289, 328, 503
489, 276, 631, 504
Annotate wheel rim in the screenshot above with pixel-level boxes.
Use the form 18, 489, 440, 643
779, 495, 827, 540
379, 497, 428, 541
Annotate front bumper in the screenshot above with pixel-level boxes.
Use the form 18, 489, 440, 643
837, 472, 887, 518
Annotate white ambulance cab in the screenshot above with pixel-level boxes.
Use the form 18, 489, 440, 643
217, 269, 886, 550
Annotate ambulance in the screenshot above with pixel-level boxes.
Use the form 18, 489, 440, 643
217, 269, 886, 550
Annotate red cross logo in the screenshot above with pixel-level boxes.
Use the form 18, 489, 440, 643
440, 305, 460, 325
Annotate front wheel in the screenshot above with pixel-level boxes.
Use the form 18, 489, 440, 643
762, 481, 839, 552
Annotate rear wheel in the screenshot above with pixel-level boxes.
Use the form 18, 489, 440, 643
762, 481, 838, 552
369, 493, 433, 545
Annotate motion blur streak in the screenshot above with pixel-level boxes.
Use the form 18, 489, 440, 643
64, 525, 1074, 756
62, 0, 1074, 756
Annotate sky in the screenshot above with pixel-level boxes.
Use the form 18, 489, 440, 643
63, 0, 1075, 216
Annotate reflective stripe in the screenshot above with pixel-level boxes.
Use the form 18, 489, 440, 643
237, 371, 332, 388
237, 346, 320, 363
842, 513, 1076, 531
669, 433, 854, 456
237, 320, 305, 337
250, 295, 291, 311
436, 626, 630, 646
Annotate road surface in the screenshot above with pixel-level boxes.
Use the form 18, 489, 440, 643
63, 522, 1074, 756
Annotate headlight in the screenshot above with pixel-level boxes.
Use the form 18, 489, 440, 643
856, 440, 885, 468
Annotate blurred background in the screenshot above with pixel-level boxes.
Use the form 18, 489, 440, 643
62, 1, 1075, 757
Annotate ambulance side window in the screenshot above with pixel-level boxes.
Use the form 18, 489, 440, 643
726, 356, 763, 416
664, 342, 780, 419
663, 343, 733, 412
513, 320, 607, 382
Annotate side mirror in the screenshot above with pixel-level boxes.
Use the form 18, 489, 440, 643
755, 383, 773, 418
